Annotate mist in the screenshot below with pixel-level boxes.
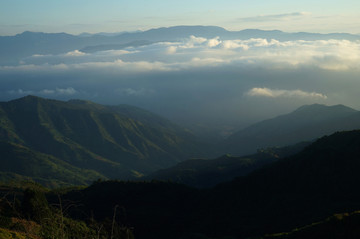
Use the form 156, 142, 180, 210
1, 35, 360, 139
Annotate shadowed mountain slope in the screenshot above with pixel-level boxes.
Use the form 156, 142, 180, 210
57, 130, 360, 239
145, 142, 309, 188
206, 130, 360, 238
224, 104, 360, 155
263, 211, 360, 239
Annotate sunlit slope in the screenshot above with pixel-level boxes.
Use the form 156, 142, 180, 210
0, 141, 104, 187
0, 95, 203, 182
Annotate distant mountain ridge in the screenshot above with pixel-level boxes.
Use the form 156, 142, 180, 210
224, 104, 360, 155
0, 95, 207, 186
1, 25, 359, 65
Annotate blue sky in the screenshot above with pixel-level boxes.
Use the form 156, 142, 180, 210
1, 0, 359, 35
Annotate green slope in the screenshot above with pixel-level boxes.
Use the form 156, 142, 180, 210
0, 141, 105, 188
0, 95, 206, 184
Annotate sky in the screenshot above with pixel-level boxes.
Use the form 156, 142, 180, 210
1, 0, 360, 139
1, 0, 360, 35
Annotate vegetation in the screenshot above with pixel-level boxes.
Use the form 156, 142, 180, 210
2, 95, 360, 238
48, 130, 360, 239
263, 211, 360, 239
0, 95, 211, 186
0, 183, 134, 239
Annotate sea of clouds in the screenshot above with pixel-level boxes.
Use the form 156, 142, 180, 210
1, 36, 359, 136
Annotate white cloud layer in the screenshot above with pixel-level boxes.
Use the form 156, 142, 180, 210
2, 35, 360, 132
2, 36, 359, 73
1, 36, 359, 74
8, 87, 77, 96
246, 87, 328, 99
115, 88, 155, 96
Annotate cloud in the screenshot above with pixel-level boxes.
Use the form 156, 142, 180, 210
239, 12, 311, 22
2, 36, 360, 74
166, 46, 177, 54
8, 87, 77, 96
115, 88, 155, 96
8, 89, 34, 95
42, 87, 77, 95
64, 50, 86, 57
186, 35, 207, 47
246, 87, 328, 99
207, 37, 221, 47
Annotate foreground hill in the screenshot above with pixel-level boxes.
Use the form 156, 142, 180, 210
208, 130, 360, 237
264, 211, 360, 239
0, 95, 207, 186
224, 104, 360, 155
55, 130, 360, 239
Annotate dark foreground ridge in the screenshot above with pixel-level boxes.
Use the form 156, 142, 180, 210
1, 130, 360, 238
51, 130, 360, 239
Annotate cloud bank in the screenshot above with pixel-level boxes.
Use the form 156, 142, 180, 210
8, 87, 78, 96
1, 35, 360, 136
246, 87, 328, 99
2, 36, 359, 73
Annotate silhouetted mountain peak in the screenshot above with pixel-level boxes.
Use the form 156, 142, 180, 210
10, 95, 43, 103
150, 25, 226, 32
224, 103, 360, 155
8, 95, 64, 106
16, 31, 72, 38
290, 104, 357, 120
240, 29, 284, 34
294, 103, 356, 113
20, 95, 40, 100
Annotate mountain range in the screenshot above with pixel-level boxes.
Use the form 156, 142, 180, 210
1, 25, 359, 65
224, 103, 360, 155
1, 95, 360, 238
0, 95, 208, 187
2, 96, 360, 188
146, 103, 360, 187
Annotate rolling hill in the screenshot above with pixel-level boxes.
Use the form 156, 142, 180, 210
0, 95, 207, 185
0, 141, 104, 187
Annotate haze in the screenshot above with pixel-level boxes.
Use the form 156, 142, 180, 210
1, 0, 360, 35
1, 0, 359, 139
